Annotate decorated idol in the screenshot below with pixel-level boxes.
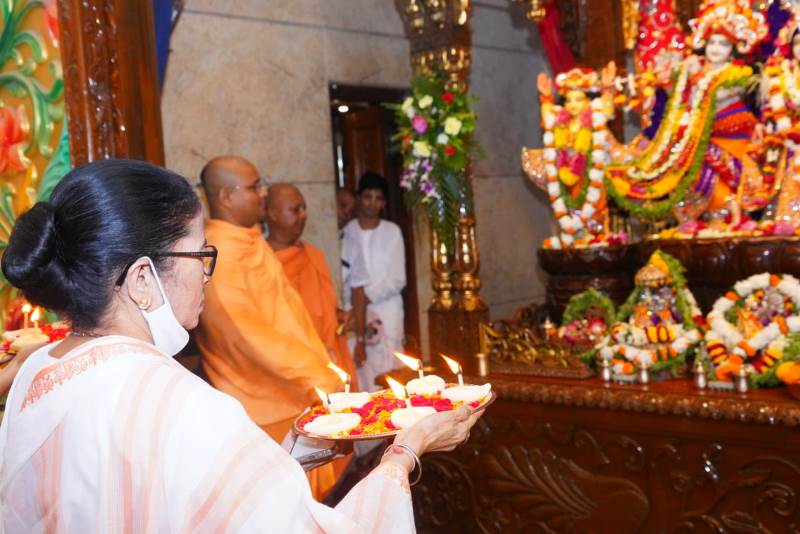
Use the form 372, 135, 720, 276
522, 64, 626, 249
704, 273, 800, 388
599, 251, 703, 377
760, 4, 800, 231
606, 0, 768, 231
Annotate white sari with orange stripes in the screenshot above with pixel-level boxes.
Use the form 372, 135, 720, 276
0, 336, 415, 533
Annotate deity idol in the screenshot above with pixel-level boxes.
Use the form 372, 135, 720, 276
599, 251, 703, 377
606, 0, 768, 228
522, 64, 621, 248
761, 7, 800, 230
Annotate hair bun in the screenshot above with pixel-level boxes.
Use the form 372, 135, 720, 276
2, 201, 60, 291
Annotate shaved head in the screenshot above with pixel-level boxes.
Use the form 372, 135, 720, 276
336, 187, 356, 229
200, 155, 267, 228
265, 183, 307, 250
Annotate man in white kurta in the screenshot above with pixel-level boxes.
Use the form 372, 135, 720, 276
342, 173, 406, 391
0, 337, 415, 532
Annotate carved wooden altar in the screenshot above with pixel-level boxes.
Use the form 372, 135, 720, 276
57, 0, 164, 165
412, 371, 800, 532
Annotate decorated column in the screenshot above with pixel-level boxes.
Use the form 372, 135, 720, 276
395, 0, 488, 361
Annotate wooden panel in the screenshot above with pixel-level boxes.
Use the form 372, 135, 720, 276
412, 371, 800, 532
57, 0, 164, 165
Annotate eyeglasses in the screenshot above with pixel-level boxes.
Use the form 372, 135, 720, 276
231, 178, 268, 194
115, 244, 218, 287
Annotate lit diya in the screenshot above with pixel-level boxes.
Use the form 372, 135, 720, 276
303, 387, 362, 436
395, 352, 445, 396
386, 376, 435, 429
440, 354, 492, 403
327, 362, 370, 412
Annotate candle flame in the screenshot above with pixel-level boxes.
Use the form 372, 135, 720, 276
327, 362, 350, 384
22, 303, 31, 314
440, 354, 461, 374
30, 308, 41, 323
394, 352, 421, 371
385, 376, 407, 400
314, 386, 329, 406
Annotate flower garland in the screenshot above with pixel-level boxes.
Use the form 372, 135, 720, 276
599, 251, 703, 375
391, 74, 480, 251
541, 96, 611, 247
762, 57, 800, 188
704, 273, 800, 386
604, 62, 754, 220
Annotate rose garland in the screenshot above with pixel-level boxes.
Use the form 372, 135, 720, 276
541, 96, 611, 247
704, 273, 800, 387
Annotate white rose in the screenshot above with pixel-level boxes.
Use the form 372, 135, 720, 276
582, 205, 596, 218
543, 131, 555, 146
418, 95, 433, 109
586, 188, 601, 203
770, 94, 786, 112
552, 198, 567, 213
547, 182, 560, 197
543, 148, 557, 161
588, 168, 604, 181
543, 113, 555, 129
437, 133, 449, 145
788, 316, 800, 332
545, 164, 557, 177
444, 117, 463, 136
412, 141, 431, 158
591, 112, 607, 127
405, 107, 416, 119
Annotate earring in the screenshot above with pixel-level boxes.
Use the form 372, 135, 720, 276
138, 297, 151, 310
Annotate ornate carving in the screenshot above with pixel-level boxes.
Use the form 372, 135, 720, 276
511, 0, 546, 23
57, 0, 164, 165
470, 374, 800, 427
410, 45, 471, 92
478, 322, 595, 379
430, 230, 455, 311
454, 213, 485, 311
481, 445, 649, 532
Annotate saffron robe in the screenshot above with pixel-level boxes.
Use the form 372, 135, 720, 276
196, 219, 340, 440
275, 241, 358, 390
0, 336, 415, 533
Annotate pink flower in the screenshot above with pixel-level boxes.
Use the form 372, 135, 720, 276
411, 115, 428, 134
774, 220, 796, 236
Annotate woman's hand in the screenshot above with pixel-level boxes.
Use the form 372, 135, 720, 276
393, 405, 484, 456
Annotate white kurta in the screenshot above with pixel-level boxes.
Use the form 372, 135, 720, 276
342, 220, 406, 391
0, 336, 415, 533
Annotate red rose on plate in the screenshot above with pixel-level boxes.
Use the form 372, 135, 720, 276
433, 398, 453, 412
441, 91, 454, 104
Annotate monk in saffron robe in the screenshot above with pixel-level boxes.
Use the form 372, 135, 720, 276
195, 156, 340, 498
266, 184, 359, 389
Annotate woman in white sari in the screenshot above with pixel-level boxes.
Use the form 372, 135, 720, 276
0, 160, 481, 532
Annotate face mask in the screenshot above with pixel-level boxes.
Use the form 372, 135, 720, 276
140, 257, 190, 357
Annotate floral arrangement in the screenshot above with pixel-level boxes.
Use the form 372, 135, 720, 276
558, 288, 615, 362
296, 386, 490, 438
392, 74, 479, 251
599, 251, 703, 375
704, 273, 800, 387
